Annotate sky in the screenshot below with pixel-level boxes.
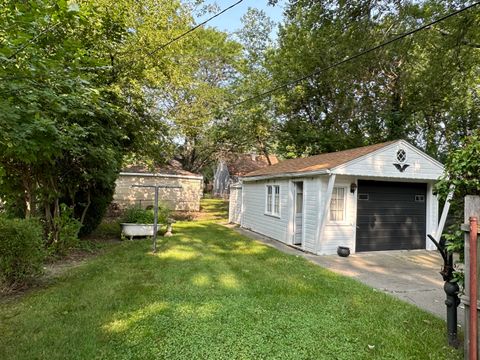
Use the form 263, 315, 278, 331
196, 0, 287, 37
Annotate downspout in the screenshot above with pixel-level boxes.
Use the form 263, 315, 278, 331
316, 172, 336, 254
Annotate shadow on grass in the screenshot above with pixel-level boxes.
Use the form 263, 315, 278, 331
0, 221, 462, 360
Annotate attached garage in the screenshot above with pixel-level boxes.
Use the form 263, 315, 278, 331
356, 180, 427, 252
231, 140, 445, 255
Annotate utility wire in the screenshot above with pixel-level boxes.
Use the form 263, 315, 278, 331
145, 0, 244, 57
221, 1, 480, 112
5, 1, 244, 64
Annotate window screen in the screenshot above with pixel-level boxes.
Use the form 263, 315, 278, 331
330, 187, 345, 221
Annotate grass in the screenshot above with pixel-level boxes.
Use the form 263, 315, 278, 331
196, 198, 229, 221
86, 220, 122, 240
0, 199, 461, 359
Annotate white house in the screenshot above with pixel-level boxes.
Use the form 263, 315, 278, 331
229, 140, 446, 255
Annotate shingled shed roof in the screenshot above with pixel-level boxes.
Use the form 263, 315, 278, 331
121, 160, 201, 177
244, 141, 397, 178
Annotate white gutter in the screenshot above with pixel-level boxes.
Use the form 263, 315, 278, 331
119, 172, 203, 180
241, 169, 329, 182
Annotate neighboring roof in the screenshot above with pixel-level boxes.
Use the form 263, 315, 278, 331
224, 153, 279, 176
244, 141, 398, 178
121, 160, 202, 177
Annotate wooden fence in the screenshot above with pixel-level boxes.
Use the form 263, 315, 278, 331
462, 195, 480, 359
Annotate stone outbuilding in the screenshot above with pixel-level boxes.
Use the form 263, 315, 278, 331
113, 161, 203, 211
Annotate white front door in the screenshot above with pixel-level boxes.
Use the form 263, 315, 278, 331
293, 182, 303, 245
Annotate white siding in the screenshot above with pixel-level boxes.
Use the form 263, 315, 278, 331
241, 174, 440, 255
318, 176, 356, 255
228, 186, 242, 224
302, 178, 321, 253
333, 141, 443, 180
242, 180, 290, 243
240, 141, 443, 255
316, 176, 440, 255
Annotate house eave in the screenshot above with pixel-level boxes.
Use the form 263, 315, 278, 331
241, 169, 330, 182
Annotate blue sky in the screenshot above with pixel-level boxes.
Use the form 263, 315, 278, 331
196, 0, 287, 36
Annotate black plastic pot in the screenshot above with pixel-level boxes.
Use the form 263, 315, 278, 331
337, 246, 350, 257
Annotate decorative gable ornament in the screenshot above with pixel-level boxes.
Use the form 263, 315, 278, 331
393, 148, 410, 172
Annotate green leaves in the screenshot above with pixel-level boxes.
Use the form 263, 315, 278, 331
435, 131, 480, 288
264, 0, 480, 158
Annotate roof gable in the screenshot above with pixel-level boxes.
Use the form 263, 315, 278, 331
244, 141, 397, 178
243, 140, 444, 181
333, 140, 444, 180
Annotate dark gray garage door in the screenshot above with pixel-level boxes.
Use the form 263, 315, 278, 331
356, 180, 427, 252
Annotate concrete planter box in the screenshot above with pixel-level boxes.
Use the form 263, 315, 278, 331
121, 223, 161, 240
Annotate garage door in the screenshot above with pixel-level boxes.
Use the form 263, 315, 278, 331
356, 180, 427, 252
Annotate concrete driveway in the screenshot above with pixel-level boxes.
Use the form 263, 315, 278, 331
310, 250, 464, 324
235, 227, 464, 325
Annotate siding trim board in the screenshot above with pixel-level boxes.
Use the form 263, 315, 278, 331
230, 140, 444, 255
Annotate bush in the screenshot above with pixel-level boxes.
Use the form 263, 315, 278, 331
48, 205, 82, 255
0, 216, 45, 288
121, 205, 171, 224
436, 131, 480, 288
75, 185, 115, 238
87, 220, 121, 240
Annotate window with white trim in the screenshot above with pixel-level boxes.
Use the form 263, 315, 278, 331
266, 185, 280, 216
329, 187, 346, 222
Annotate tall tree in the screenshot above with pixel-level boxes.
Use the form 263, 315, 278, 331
266, 0, 480, 158
165, 27, 243, 173
217, 8, 278, 163
0, 0, 215, 243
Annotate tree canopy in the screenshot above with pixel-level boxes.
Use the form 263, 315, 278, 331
0, 0, 479, 249
228, 1, 480, 160
0, 0, 242, 245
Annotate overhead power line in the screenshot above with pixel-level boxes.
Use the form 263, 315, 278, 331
221, 1, 480, 112
145, 0, 245, 57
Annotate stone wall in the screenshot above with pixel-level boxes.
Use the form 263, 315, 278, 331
113, 174, 203, 211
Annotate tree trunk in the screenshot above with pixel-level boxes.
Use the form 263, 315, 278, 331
22, 172, 34, 219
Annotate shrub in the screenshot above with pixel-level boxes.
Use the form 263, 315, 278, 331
436, 131, 480, 288
87, 220, 121, 240
48, 205, 82, 255
0, 216, 45, 288
121, 204, 171, 224
75, 185, 115, 238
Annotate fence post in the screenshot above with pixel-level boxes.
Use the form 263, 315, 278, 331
463, 195, 480, 360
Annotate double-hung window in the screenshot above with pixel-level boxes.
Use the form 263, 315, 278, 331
266, 185, 280, 216
329, 187, 346, 222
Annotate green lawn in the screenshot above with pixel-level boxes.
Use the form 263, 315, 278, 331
0, 202, 460, 359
